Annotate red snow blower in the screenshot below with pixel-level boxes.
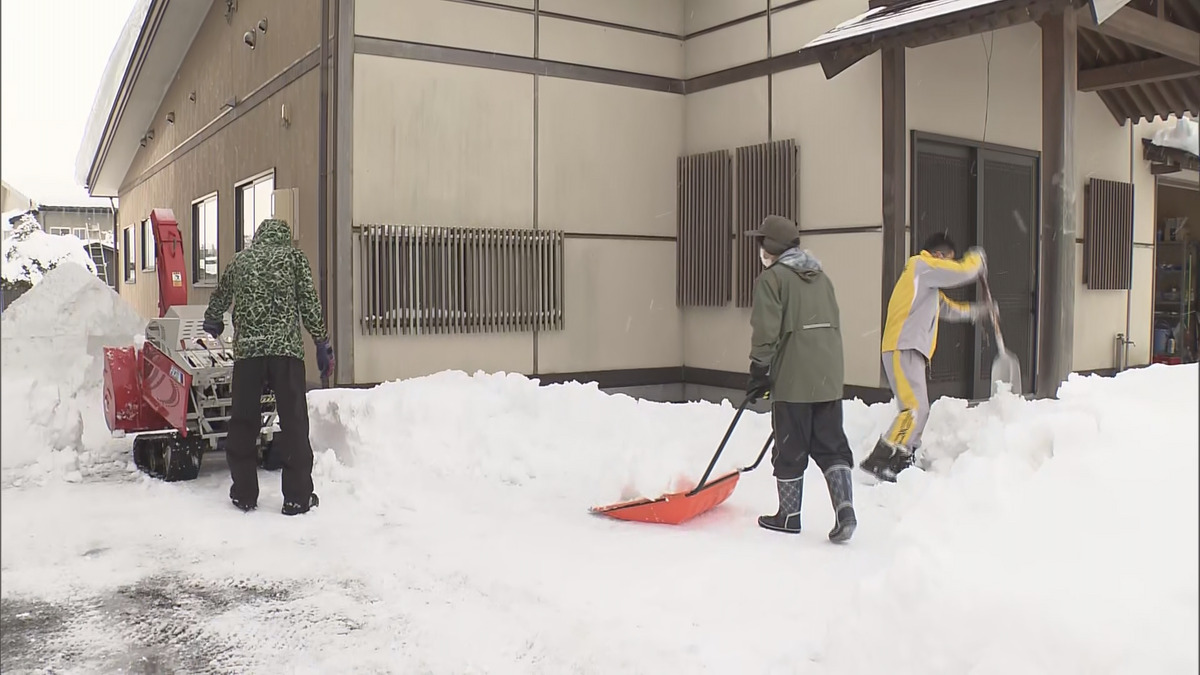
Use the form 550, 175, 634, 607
590, 398, 773, 525
102, 208, 281, 482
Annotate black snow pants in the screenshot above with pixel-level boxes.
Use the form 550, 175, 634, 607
226, 355, 314, 507
770, 400, 854, 480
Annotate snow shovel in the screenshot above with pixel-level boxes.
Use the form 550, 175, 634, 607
590, 397, 774, 526
981, 277, 1022, 396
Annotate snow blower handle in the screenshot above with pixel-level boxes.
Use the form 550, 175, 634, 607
687, 397, 754, 496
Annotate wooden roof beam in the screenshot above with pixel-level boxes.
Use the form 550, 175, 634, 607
1078, 56, 1200, 91
1077, 4, 1200, 65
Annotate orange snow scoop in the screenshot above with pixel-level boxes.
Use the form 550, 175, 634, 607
590, 398, 774, 526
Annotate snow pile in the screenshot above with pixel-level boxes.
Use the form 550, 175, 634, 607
819, 365, 1199, 674
307, 371, 893, 513
2, 211, 97, 286
0, 358, 1196, 672
1152, 117, 1200, 157
1, 263, 144, 484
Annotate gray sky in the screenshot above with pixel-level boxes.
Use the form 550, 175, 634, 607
2, 0, 137, 206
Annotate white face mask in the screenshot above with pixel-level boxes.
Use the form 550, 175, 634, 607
760, 249, 773, 268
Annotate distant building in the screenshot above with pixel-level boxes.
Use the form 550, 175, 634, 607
37, 204, 117, 246
1, 180, 34, 213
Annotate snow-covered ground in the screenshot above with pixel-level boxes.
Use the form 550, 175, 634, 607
2, 265, 1197, 674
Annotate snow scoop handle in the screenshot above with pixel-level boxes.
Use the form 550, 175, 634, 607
688, 397, 754, 496
979, 276, 1006, 353
738, 433, 775, 473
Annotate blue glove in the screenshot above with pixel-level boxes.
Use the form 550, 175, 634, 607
315, 339, 335, 379
202, 317, 224, 338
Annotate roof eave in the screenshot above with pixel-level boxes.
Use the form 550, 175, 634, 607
82, 0, 208, 198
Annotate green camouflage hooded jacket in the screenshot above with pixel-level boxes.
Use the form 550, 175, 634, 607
204, 218, 327, 361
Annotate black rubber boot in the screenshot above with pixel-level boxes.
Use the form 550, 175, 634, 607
282, 492, 319, 516
758, 477, 802, 534
859, 438, 910, 483
230, 485, 256, 513
823, 465, 856, 543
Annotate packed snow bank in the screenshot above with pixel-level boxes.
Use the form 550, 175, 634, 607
1, 263, 144, 482
1, 211, 97, 285
308, 371, 894, 511
1, 354, 1196, 672
820, 364, 1200, 674
299, 365, 1197, 673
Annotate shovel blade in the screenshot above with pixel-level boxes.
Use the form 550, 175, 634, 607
990, 351, 1023, 396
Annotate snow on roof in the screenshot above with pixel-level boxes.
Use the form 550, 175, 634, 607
75, 1, 209, 197
74, 0, 154, 191
1151, 118, 1200, 158
802, 0, 1006, 51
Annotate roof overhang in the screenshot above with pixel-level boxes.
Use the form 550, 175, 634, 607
76, 0, 209, 198
1143, 136, 1200, 174
800, 0, 1076, 79
801, 0, 1199, 123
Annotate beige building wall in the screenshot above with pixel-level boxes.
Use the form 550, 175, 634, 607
352, 0, 685, 383
682, 4, 1164, 391
115, 0, 323, 371
681, 0, 884, 389
906, 23, 1159, 375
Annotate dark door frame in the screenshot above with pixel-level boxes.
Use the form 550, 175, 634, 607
909, 130, 1042, 398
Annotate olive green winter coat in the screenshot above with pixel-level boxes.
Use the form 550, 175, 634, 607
749, 248, 845, 403
204, 219, 327, 362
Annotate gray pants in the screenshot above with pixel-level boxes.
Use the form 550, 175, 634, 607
881, 349, 930, 452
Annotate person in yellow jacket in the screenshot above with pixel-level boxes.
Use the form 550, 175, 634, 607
859, 232, 990, 482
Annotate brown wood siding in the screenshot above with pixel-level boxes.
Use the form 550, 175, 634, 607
114, 0, 322, 370
123, 0, 322, 182
116, 69, 320, 366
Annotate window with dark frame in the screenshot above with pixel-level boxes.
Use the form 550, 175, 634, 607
141, 218, 155, 271
192, 194, 219, 286
122, 225, 136, 284
236, 172, 275, 252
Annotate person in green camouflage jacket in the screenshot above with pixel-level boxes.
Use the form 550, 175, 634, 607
203, 218, 333, 516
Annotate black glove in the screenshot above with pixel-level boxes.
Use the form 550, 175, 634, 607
202, 317, 224, 338
747, 361, 771, 403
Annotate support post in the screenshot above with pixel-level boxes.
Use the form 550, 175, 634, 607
318, 0, 330, 388
880, 45, 906, 386
1036, 9, 1078, 398
333, 0, 356, 385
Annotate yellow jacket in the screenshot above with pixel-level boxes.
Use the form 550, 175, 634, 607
881, 249, 986, 359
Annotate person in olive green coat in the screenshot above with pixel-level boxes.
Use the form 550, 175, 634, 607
744, 215, 856, 543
